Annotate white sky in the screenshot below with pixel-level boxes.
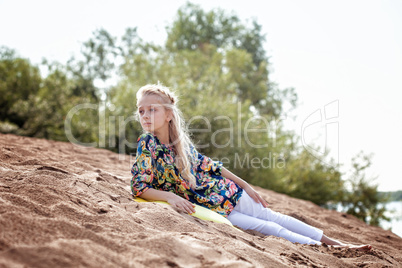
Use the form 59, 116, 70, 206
1, 0, 401, 191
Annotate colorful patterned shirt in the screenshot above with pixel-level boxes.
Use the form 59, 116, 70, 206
131, 133, 243, 217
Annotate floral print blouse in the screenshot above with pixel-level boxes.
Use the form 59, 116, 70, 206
131, 133, 243, 217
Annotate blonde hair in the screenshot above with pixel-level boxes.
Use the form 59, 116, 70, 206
136, 84, 196, 189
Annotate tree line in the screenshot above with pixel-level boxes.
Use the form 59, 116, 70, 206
0, 3, 390, 226
379, 191, 402, 202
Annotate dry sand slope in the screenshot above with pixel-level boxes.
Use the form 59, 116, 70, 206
0, 133, 401, 268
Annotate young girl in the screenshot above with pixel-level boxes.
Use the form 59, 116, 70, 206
131, 84, 371, 249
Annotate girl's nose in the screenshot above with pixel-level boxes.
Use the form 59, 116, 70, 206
142, 111, 150, 119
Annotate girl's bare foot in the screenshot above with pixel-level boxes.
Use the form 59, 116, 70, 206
321, 234, 372, 251
332, 244, 372, 251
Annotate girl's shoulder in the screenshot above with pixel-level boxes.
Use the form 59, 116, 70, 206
189, 144, 201, 160
137, 132, 154, 142
137, 133, 159, 149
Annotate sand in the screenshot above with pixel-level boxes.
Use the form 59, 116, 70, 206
0, 133, 401, 267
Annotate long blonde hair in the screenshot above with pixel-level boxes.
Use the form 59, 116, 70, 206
136, 84, 196, 189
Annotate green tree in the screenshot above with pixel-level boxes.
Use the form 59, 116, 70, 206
165, 2, 295, 118
0, 48, 99, 143
166, 2, 267, 67
342, 152, 390, 226
0, 47, 41, 130
30, 62, 99, 142
272, 146, 344, 206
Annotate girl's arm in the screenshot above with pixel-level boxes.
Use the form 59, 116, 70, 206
221, 167, 269, 208
139, 188, 196, 214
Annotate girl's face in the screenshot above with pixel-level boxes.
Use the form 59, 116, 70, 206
137, 94, 171, 137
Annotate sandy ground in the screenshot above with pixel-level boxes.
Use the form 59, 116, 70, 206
0, 133, 401, 268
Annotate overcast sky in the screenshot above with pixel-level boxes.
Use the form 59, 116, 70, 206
1, 0, 401, 191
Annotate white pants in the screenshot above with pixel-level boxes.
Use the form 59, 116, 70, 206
227, 191, 323, 245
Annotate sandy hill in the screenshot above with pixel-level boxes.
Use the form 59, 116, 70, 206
0, 133, 401, 267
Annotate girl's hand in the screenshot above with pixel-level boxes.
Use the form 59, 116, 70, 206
244, 185, 269, 208
221, 167, 269, 208
167, 194, 196, 214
